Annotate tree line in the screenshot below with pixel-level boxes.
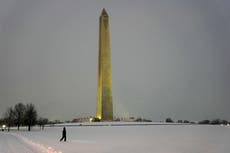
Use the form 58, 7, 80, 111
0, 103, 48, 131
165, 117, 230, 125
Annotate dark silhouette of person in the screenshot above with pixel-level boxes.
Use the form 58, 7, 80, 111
60, 127, 66, 142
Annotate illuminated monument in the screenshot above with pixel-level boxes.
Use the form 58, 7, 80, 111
96, 8, 113, 121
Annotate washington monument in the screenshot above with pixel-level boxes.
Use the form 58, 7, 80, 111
96, 8, 113, 121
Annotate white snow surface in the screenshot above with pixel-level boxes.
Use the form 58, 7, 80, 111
0, 123, 230, 153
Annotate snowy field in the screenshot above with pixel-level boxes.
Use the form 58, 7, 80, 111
0, 123, 230, 153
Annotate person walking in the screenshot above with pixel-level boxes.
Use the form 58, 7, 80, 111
60, 127, 66, 142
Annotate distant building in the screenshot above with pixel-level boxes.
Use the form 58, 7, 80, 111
72, 117, 90, 123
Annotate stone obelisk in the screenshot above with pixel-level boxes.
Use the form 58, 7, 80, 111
96, 8, 113, 121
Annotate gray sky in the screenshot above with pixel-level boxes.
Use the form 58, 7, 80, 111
0, 0, 230, 121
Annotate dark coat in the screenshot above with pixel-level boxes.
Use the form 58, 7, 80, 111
62, 127, 66, 137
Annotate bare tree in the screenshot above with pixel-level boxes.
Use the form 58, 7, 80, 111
14, 103, 26, 130
4, 107, 15, 131
24, 103, 37, 131
37, 117, 49, 130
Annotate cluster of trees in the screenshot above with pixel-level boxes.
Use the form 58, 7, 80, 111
198, 119, 229, 125
134, 118, 152, 122
165, 118, 193, 123
165, 117, 229, 125
1, 103, 48, 131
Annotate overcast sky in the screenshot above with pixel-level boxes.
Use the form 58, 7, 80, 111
0, 0, 230, 121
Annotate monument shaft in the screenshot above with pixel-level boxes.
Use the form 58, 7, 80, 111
96, 9, 113, 121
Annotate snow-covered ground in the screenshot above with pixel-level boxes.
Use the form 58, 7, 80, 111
0, 123, 230, 153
